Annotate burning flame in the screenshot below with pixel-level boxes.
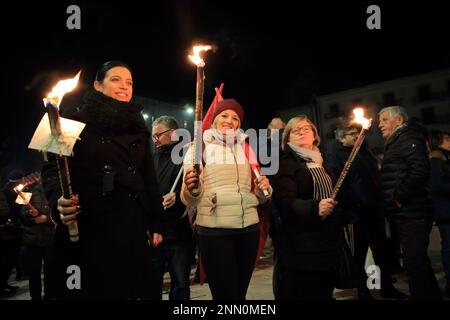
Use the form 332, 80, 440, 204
43, 71, 81, 107
188, 45, 212, 67
353, 108, 372, 130
15, 184, 24, 192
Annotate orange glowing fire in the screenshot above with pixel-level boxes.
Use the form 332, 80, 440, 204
353, 108, 372, 129
43, 71, 81, 107
188, 45, 212, 66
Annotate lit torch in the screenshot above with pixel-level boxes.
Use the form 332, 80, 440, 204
14, 184, 39, 217
331, 108, 372, 200
188, 45, 212, 196
43, 71, 81, 242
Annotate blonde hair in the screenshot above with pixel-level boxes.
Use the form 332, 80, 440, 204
282, 115, 320, 150
211, 109, 241, 129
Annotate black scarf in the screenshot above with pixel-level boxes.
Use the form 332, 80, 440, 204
69, 90, 148, 135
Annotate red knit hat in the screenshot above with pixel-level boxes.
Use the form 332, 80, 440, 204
212, 99, 245, 123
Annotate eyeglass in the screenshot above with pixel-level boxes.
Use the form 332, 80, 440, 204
345, 131, 359, 137
290, 125, 312, 136
152, 128, 172, 141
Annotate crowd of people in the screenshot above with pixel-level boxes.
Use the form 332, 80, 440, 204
1, 60, 449, 300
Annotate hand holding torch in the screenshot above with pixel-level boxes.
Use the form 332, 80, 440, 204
43, 72, 81, 242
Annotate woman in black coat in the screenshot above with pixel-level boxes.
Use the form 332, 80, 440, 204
42, 61, 165, 300
270, 115, 346, 300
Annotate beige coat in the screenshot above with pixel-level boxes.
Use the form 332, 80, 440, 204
181, 131, 270, 229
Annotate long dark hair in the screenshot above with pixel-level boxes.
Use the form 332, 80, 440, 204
95, 60, 132, 83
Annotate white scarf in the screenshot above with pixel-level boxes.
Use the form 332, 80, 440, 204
204, 128, 247, 146
288, 142, 323, 165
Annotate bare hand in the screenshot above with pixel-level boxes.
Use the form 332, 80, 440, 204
254, 175, 271, 195
162, 192, 176, 209
152, 233, 163, 247
57, 194, 80, 226
184, 168, 201, 194
319, 198, 338, 218
34, 215, 48, 224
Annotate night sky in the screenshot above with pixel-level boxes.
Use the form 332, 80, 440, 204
1, 0, 449, 174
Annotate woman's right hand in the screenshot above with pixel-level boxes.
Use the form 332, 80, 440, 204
57, 194, 80, 226
318, 198, 337, 218
184, 167, 201, 194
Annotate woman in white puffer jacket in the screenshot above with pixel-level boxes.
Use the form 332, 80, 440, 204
181, 99, 272, 300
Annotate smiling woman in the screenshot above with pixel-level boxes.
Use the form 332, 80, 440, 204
41, 60, 166, 300
93, 61, 133, 102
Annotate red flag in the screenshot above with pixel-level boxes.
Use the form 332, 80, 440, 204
201, 83, 224, 133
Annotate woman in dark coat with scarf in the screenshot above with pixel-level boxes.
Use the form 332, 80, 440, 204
42, 61, 165, 300
270, 115, 347, 300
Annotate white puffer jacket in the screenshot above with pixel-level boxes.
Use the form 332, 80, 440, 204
181, 130, 270, 229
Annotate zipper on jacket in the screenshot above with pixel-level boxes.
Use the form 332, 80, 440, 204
231, 144, 245, 227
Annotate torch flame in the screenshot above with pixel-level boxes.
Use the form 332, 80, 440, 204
353, 108, 372, 130
15, 184, 24, 192
43, 71, 81, 107
188, 45, 212, 67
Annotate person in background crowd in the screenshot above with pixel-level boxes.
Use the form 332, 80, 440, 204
152, 115, 193, 300
379, 105, 441, 299
20, 174, 55, 301
328, 122, 407, 300
428, 130, 450, 297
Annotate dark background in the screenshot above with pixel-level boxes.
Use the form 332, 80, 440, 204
1, 0, 449, 176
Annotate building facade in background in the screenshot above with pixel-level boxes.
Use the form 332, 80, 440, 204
280, 68, 450, 155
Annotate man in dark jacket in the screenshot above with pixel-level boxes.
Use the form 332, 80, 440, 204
152, 116, 193, 300
328, 123, 406, 300
379, 106, 441, 299
19, 176, 55, 301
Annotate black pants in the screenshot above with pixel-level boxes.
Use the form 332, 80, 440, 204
197, 230, 259, 300
23, 245, 53, 301
0, 238, 20, 288
353, 217, 394, 293
276, 265, 335, 300
393, 217, 441, 300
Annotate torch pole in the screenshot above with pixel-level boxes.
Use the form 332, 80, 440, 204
46, 101, 80, 242
191, 64, 204, 196
331, 128, 368, 201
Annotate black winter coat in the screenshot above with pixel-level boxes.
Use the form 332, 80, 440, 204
380, 122, 432, 218
153, 142, 192, 241
20, 184, 55, 247
270, 145, 347, 271
42, 90, 165, 299
327, 141, 383, 221
429, 148, 450, 222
